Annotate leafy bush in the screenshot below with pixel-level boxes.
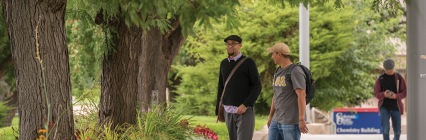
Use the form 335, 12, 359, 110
73, 101, 214, 140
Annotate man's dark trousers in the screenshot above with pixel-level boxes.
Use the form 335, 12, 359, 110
224, 107, 255, 140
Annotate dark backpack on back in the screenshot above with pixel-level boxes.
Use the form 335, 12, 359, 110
276, 63, 316, 104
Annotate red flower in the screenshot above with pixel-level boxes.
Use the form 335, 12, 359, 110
191, 124, 218, 140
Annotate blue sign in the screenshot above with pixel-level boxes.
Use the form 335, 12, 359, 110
333, 108, 382, 134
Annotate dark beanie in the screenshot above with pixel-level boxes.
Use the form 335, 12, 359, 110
383, 58, 395, 70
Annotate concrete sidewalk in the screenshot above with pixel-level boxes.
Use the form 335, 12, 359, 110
300, 134, 407, 140
252, 124, 407, 140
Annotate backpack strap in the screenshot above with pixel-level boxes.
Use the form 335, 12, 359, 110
379, 73, 386, 92
396, 72, 402, 93
285, 63, 298, 83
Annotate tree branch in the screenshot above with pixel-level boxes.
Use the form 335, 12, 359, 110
164, 15, 181, 39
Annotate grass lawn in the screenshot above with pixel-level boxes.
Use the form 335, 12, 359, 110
0, 115, 19, 139
184, 115, 269, 140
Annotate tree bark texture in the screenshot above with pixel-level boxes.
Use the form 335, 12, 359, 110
96, 12, 185, 128
137, 16, 185, 111
2, 90, 18, 127
97, 14, 141, 128
1, 1, 74, 139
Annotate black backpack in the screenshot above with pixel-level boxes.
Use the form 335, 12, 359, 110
276, 63, 316, 104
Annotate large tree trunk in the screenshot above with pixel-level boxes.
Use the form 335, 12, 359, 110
1, 1, 74, 139
137, 17, 185, 110
97, 14, 141, 128
2, 90, 18, 127
96, 11, 185, 128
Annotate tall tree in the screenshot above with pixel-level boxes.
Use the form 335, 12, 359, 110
70, 0, 244, 129
0, 1, 74, 139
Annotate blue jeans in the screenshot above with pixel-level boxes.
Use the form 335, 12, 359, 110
267, 121, 301, 140
380, 107, 401, 140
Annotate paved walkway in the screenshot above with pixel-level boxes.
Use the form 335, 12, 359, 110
300, 134, 407, 140
252, 125, 407, 140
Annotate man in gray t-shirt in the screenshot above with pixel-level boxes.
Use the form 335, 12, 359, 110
266, 43, 308, 140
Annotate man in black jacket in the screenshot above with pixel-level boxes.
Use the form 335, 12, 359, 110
215, 35, 262, 140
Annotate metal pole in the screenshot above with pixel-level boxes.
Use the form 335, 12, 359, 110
407, 0, 426, 139
330, 111, 334, 134
299, 3, 310, 123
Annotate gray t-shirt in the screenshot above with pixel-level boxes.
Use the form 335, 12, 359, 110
272, 64, 306, 125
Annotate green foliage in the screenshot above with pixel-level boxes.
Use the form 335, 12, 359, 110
172, 0, 404, 115
66, 21, 103, 95
66, 1, 105, 96
134, 104, 193, 139
74, 103, 200, 140
0, 100, 14, 127
69, 0, 243, 38
266, 0, 344, 9
372, 0, 405, 16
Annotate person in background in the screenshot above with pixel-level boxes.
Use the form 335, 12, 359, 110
374, 58, 407, 140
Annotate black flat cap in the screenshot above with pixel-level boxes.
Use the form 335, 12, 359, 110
224, 35, 242, 43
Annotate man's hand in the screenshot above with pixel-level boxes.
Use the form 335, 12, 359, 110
216, 116, 219, 123
389, 93, 396, 99
299, 120, 309, 134
235, 104, 247, 114
267, 119, 272, 128
384, 90, 391, 98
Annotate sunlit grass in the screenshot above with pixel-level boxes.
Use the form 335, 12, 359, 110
0, 115, 19, 139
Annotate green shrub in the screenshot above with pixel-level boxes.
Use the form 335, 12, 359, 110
127, 104, 196, 139
74, 103, 208, 140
